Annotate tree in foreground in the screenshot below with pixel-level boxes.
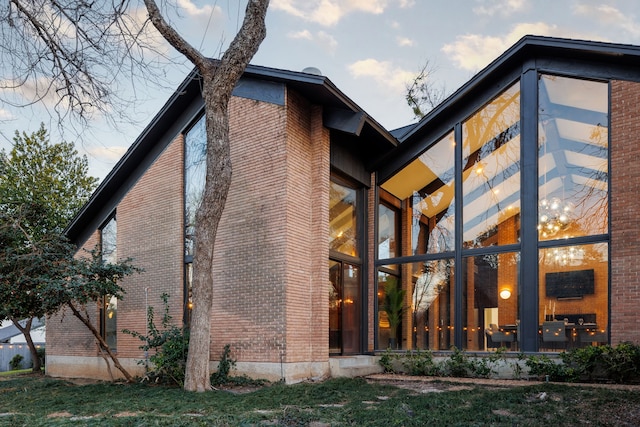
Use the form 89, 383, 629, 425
0, 125, 98, 372
2, 1, 270, 391
143, 0, 270, 391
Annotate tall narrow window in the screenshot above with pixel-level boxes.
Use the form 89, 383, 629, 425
100, 215, 117, 351
184, 115, 206, 323
329, 178, 362, 355
185, 115, 206, 258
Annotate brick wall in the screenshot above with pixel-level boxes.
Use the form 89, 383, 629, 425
610, 80, 640, 345
208, 90, 331, 368
47, 136, 184, 362
46, 232, 100, 358
116, 135, 184, 357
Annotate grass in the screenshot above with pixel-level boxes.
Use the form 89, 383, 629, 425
1, 374, 640, 426
0, 369, 32, 377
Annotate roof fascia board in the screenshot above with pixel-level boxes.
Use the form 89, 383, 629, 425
400, 35, 640, 143
324, 108, 366, 135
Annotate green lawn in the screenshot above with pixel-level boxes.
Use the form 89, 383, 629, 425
1, 374, 639, 426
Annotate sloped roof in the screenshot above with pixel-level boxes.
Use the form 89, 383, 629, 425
65, 64, 397, 246
0, 318, 44, 343
401, 35, 640, 144
377, 35, 640, 182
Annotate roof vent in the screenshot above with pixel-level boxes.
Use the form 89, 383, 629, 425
302, 66, 322, 76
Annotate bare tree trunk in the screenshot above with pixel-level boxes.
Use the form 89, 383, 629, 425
144, 0, 269, 392
67, 302, 134, 383
11, 317, 41, 372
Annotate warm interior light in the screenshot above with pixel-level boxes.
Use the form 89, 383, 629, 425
499, 289, 511, 300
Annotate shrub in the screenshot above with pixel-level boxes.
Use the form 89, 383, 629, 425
9, 354, 23, 371
402, 349, 439, 376
378, 349, 397, 373
600, 342, 640, 383
210, 344, 266, 387
526, 354, 570, 381
123, 293, 189, 386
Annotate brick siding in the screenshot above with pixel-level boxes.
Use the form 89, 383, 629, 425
610, 80, 640, 345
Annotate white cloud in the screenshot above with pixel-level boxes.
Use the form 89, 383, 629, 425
574, 4, 640, 39
348, 58, 416, 93
396, 36, 415, 47
288, 29, 314, 40
272, 0, 389, 26
0, 108, 15, 120
286, 29, 338, 53
442, 22, 576, 71
473, 0, 527, 17
85, 145, 128, 162
316, 31, 339, 52
176, 0, 217, 17
398, 0, 415, 7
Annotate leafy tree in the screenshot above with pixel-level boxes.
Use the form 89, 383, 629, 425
0, 125, 98, 372
43, 247, 140, 382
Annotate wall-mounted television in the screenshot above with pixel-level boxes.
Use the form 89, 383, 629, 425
545, 269, 595, 298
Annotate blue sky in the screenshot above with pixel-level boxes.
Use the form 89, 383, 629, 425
2, 0, 640, 180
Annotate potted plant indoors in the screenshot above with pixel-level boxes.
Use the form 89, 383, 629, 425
382, 278, 406, 349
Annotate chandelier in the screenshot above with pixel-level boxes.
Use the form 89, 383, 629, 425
550, 246, 583, 266
537, 197, 572, 238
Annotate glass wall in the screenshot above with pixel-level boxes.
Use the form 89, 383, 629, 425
538, 75, 608, 241
539, 243, 608, 349
376, 74, 609, 353
537, 75, 609, 350
329, 178, 362, 354
378, 260, 454, 350
381, 131, 456, 256
463, 82, 521, 248
462, 252, 519, 351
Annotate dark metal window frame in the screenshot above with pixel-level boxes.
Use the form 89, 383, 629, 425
375, 61, 612, 352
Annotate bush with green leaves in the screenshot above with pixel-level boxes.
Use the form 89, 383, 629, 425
123, 293, 189, 386
401, 349, 440, 376
9, 354, 23, 371
210, 344, 267, 387
380, 346, 504, 378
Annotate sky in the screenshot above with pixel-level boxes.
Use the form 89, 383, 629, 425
2, 0, 640, 181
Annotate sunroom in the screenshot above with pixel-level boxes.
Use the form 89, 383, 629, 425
373, 36, 626, 354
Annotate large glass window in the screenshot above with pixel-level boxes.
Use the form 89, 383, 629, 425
538, 243, 608, 349
330, 180, 359, 257
100, 215, 117, 351
462, 252, 520, 351
377, 74, 609, 353
378, 260, 454, 350
538, 75, 608, 241
463, 82, 521, 248
184, 116, 206, 324
381, 132, 456, 255
378, 200, 399, 260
